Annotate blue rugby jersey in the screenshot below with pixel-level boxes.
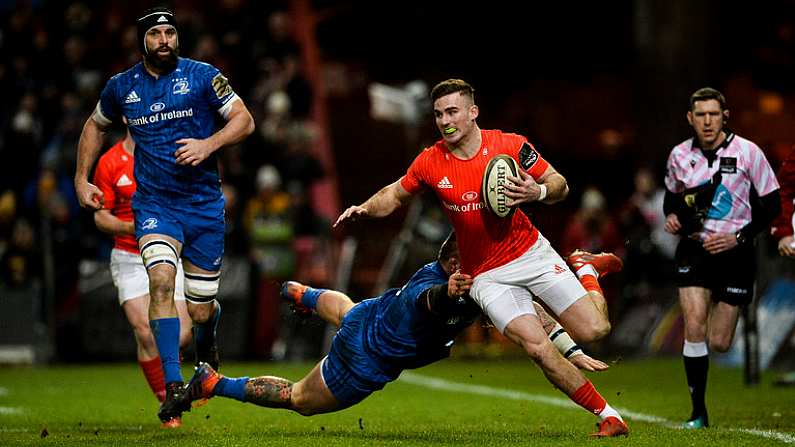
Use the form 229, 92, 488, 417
362, 261, 481, 379
94, 58, 239, 202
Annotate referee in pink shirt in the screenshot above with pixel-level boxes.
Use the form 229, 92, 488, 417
663, 87, 780, 429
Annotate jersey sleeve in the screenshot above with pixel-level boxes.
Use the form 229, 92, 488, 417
405, 264, 447, 304
507, 133, 549, 179
94, 75, 121, 126
747, 143, 780, 196
664, 149, 685, 193
92, 154, 116, 211
400, 150, 429, 194
201, 64, 240, 119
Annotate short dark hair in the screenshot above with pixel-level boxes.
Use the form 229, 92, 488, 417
690, 87, 727, 111
437, 231, 458, 262
431, 79, 475, 103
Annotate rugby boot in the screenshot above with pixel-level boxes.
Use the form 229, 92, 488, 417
158, 381, 188, 426
566, 250, 623, 278
589, 416, 629, 438
281, 281, 313, 318
683, 413, 709, 429
181, 362, 222, 408
160, 416, 182, 428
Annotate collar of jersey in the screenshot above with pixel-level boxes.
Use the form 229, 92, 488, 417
690, 129, 735, 152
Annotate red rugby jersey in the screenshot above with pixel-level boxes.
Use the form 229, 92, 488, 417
401, 129, 549, 276
93, 140, 139, 254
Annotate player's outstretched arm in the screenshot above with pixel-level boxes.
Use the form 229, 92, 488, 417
74, 116, 107, 210
333, 180, 413, 227
175, 99, 255, 166
94, 209, 135, 236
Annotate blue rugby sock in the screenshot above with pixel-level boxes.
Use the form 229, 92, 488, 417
301, 287, 326, 310
150, 317, 182, 383
214, 376, 249, 402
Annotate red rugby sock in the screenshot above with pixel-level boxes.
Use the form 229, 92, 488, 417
140, 356, 166, 402
571, 380, 607, 415
579, 274, 603, 295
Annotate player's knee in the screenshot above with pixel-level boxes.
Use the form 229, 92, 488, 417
570, 320, 610, 344
187, 301, 216, 323
589, 319, 611, 341
709, 338, 732, 353
289, 387, 317, 416
150, 282, 175, 304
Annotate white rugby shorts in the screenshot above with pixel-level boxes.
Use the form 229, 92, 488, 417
470, 234, 587, 333
109, 248, 185, 305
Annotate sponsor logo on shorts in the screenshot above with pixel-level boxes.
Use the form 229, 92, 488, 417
553, 264, 566, 274
726, 287, 747, 294
142, 218, 158, 230
678, 266, 691, 273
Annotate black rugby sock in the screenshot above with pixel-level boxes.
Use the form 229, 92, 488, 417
683, 354, 709, 419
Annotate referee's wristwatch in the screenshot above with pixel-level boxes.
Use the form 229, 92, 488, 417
735, 231, 747, 245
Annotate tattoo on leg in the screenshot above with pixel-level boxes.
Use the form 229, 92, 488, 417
245, 376, 293, 408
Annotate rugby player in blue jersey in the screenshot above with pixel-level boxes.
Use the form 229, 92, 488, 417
73, 7, 254, 427
176, 233, 608, 419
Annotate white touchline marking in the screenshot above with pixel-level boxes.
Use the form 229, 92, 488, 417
0, 407, 22, 415
399, 372, 795, 444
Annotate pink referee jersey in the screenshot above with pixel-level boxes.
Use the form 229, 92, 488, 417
400, 129, 549, 277
664, 131, 780, 237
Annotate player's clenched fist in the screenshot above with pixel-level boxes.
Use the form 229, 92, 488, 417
333, 205, 369, 227
75, 180, 104, 210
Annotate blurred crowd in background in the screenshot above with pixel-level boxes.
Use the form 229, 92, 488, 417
0, 1, 794, 368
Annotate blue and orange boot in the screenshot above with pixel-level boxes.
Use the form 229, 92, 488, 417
281, 281, 313, 318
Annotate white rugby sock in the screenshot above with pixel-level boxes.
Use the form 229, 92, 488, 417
598, 403, 623, 422
575, 264, 598, 279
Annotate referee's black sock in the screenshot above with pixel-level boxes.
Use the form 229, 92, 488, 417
683, 341, 709, 420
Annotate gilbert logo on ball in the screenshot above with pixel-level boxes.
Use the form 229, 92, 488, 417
482, 154, 519, 218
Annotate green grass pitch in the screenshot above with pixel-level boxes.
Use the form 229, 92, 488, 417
1, 357, 793, 446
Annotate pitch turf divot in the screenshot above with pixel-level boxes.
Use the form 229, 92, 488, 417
399, 372, 795, 444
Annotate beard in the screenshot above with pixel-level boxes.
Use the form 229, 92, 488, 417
144, 45, 179, 73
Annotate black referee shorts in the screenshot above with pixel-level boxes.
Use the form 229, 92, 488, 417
674, 236, 755, 306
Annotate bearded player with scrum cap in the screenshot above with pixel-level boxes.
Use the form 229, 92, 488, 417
73, 6, 255, 427
334, 79, 628, 437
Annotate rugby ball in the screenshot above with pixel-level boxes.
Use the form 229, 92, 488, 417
482, 154, 519, 218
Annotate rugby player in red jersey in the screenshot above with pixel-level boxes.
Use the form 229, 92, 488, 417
93, 130, 192, 424
334, 79, 627, 437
